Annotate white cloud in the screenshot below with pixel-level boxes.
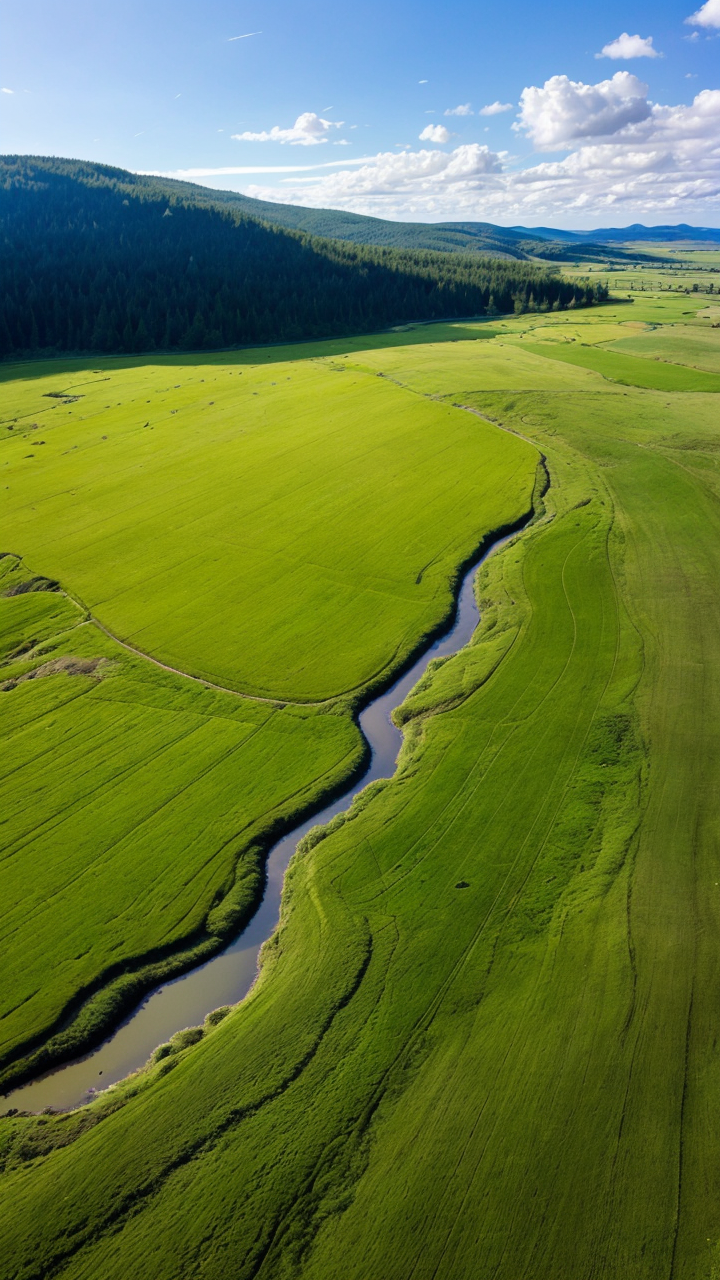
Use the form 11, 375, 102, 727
686, 0, 720, 27
597, 32, 660, 59
239, 87, 720, 225
516, 72, 651, 148
247, 143, 503, 206
419, 79, 428, 84
1, 87, 13, 94
419, 123, 451, 143
445, 103, 472, 116
233, 112, 344, 146
479, 101, 514, 116
147, 158, 372, 178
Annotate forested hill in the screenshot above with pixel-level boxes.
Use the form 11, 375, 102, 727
132, 186, 631, 264
0, 156, 608, 358
1, 156, 635, 264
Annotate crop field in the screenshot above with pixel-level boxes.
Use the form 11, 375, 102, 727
2, 286, 720, 1280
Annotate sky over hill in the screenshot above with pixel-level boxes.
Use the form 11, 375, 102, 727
1, 0, 719, 227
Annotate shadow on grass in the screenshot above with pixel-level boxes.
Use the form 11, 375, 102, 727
0, 321, 500, 384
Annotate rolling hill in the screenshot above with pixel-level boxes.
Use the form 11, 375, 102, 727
0, 155, 607, 358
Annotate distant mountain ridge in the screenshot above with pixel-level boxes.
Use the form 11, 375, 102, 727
513, 223, 720, 245
130, 180, 717, 256
134, 183, 659, 263
202, 196, 718, 254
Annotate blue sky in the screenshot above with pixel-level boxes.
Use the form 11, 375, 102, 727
2, 0, 719, 226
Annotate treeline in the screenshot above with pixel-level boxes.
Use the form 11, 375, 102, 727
0, 157, 609, 357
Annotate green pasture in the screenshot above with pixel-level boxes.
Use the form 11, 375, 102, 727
0, 337, 536, 1087
604, 324, 720, 372
3, 301, 720, 1280
515, 338, 720, 390
0, 557, 363, 1088
1, 348, 533, 702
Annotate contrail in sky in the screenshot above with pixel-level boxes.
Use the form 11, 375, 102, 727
228, 32, 262, 40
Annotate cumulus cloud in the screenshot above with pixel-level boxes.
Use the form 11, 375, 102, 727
233, 112, 344, 146
445, 103, 472, 116
1, 87, 13, 94
419, 123, 451, 143
479, 101, 514, 116
239, 86, 720, 226
597, 32, 660, 59
249, 144, 503, 206
516, 72, 651, 148
686, 0, 720, 26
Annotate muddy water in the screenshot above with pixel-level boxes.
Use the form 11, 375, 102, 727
2, 528, 520, 1115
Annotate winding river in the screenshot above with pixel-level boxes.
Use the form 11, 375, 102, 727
2, 524, 523, 1116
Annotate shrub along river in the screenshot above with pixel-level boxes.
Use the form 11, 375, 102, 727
1, 525, 524, 1115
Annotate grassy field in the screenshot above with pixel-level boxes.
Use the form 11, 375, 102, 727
1, 341, 533, 702
604, 324, 720, 372
2, 288, 720, 1279
0, 557, 362, 1089
0, 335, 537, 1088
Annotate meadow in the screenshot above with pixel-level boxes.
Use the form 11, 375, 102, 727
2, 285, 720, 1279
0, 337, 536, 1089
1, 344, 534, 701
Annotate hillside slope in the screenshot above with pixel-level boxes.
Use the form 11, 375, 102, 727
0, 156, 607, 357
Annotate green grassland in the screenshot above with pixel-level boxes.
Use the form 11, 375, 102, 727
0, 558, 362, 1089
1, 347, 533, 702
2, 288, 720, 1279
0, 338, 537, 1089
604, 324, 720, 372
510, 338, 720, 391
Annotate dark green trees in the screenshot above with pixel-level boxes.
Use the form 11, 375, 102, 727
0, 156, 608, 357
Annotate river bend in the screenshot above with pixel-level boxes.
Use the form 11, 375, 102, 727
2, 524, 522, 1115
